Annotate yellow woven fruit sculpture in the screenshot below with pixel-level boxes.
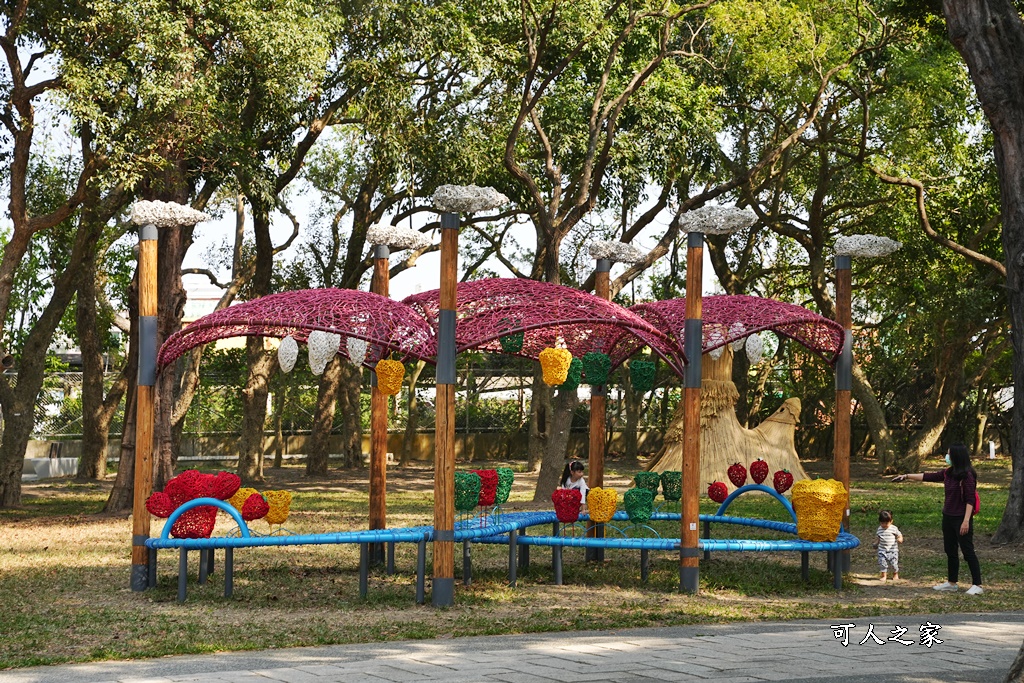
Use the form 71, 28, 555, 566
228, 487, 259, 512
539, 347, 572, 386
587, 487, 618, 523
263, 490, 293, 526
375, 359, 405, 395
791, 479, 847, 542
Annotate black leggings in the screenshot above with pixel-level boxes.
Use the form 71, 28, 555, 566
941, 513, 982, 586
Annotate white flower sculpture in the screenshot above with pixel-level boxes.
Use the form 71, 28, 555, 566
706, 327, 726, 360
588, 240, 646, 264
679, 205, 757, 236
308, 330, 341, 375
278, 336, 299, 373
346, 337, 368, 367
729, 322, 747, 351
366, 222, 432, 251
834, 234, 902, 258
745, 333, 764, 364
130, 200, 210, 227
430, 185, 509, 214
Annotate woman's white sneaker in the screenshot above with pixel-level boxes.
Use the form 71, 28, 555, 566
965, 585, 984, 595
932, 582, 959, 591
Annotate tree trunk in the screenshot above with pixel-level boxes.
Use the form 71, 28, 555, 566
851, 362, 896, 469
307, 355, 343, 476
400, 360, 426, 466
533, 387, 578, 502
273, 384, 286, 468
0, 223, 99, 506
526, 368, 551, 474
1007, 641, 1024, 682
942, 0, 1024, 544
105, 358, 138, 513
974, 387, 990, 459
899, 340, 970, 471
237, 336, 274, 482
340, 362, 363, 468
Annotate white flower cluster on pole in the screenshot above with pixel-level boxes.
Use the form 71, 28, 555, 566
588, 240, 646, 264
308, 330, 341, 375
430, 185, 509, 214
834, 234, 902, 258
679, 205, 757, 236
130, 200, 210, 227
278, 336, 299, 373
346, 337, 368, 367
366, 222, 432, 251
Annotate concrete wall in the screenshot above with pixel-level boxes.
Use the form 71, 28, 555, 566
29, 430, 666, 463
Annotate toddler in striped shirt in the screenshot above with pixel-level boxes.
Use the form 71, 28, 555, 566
873, 509, 903, 582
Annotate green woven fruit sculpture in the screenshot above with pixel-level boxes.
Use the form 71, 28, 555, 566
660, 471, 682, 502
624, 488, 654, 524
455, 471, 482, 512
633, 471, 661, 497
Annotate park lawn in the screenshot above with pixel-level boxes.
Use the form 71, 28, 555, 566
1, 456, 1021, 670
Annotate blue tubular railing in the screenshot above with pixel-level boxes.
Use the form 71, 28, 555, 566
713, 484, 797, 523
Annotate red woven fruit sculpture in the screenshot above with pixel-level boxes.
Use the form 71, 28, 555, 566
240, 493, 270, 521
707, 481, 728, 503
727, 462, 747, 488
144, 469, 242, 539
750, 458, 769, 485
552, 488, 583, 523
773, 469, 794, 494
473, 469, 499, 507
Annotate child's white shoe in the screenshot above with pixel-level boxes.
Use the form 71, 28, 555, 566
965, 585, 984, 595
932, 581, 959, 591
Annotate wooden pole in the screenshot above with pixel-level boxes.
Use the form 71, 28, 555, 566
680, 231, 703, 593
369, 245, 390, 564
834, 255, 852, 570
586, 260, 611, 561
433, 212, 459, 606
130, 224, 158, 591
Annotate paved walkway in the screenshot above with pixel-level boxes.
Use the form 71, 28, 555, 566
3, 612, 1022, 683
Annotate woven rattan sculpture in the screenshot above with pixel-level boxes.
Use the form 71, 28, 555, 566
791, 479, 847, 542
552, 488, 582, 523
624, 488, 654, 524
587, 487, 617, 523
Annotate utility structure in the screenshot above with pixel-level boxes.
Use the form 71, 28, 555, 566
129, 200, 209, 591
676, 205, 756, 593
833, 234, 902, 572
585, 240, 648, 560
429, 185, 508, 607
366, 222, 432, 564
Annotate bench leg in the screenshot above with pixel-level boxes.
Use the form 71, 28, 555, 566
801, 551, 809, 582
387, 541, 395, 575
462, 540, 472, 586
518, 527, 529, 570
177, 549, 188, 603
508, 529, 518, 587
147, 547, 157, 588
224, 547, 233, 598
198, 548, 209, 585
832, 551, 843, 590
359, 542, 369, 599
553, 545, 563, 586
641, 548, 649, 583
703, 520, 711, 561
207, 547, 215, 575
415, 538, 426, 605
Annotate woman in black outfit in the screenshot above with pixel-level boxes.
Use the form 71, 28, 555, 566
892, 443, 982, 594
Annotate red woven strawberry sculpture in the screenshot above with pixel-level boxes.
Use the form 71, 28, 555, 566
144, 469, 241, 539
727, 462, 747, 488
773, 469, 794, 494
552, 488, 583, 523
707, 481, 728, 503
750, 458, 769, 485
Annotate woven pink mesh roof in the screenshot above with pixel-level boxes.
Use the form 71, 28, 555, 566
630, 295, 844, 365
402, 279, 685, 376
157, 289, 434, 369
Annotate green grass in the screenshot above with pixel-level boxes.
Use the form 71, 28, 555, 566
1, 458, 1021, 670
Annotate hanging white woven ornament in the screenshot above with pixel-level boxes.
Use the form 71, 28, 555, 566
745, 333, 764, 364
730, 322, 747, 351
308, 330, 341, 375
346, 336, 368, 366
278, 336, 298, 373
707, 327, 726, 360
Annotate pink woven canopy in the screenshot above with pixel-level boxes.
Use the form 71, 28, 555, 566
630, 295, 844, 365
402, 279, 685, 376
157, 289, 434, 369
